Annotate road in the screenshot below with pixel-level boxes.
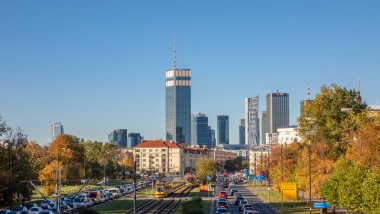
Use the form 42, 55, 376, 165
213, 179, 279, 214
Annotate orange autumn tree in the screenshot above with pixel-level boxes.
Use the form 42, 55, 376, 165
39, 160, 66, 195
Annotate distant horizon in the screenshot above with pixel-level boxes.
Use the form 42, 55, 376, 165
1, 1, 379, 145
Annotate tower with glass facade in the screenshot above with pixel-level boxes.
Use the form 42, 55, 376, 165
108, 129, 128, 148
165, 67, 191, 144
217, 115, 229, 145
245, 96, 259, 145
266, 92, 289, 133
52, 122, 64, 141
194, 113, 212, 148
259, 111, 267, 146
239, 119, 245, 145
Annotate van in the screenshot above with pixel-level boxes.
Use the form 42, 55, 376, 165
108, 188, 121, 198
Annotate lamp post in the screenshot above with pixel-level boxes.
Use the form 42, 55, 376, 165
308, 140, 312, 214
57, 147, 66, 214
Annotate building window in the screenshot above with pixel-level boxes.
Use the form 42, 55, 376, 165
135, 149, 140, 152
142, 159, 146, 162
162, 149, 166, 152
149, 149, 152, 152
143, 154, 146, 157
155, 149, 159, 152
142, 149, 146, 152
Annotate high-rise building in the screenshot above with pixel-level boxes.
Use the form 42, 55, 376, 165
108, 129, 128, 148
210, 128, 216, 148
128, 133, 144, 148
239, 119, 245, 145
217, 115, 229, 145
165, 45, 191, 144
266, 91, 289, 133
259, 111, 267, 146
191, 114, 196, 146
194, 113, 212, 148
300, 83, 313, 117
245, 96, 259, 145
52, 122, 64, 141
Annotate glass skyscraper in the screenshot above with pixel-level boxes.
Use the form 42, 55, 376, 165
108, 129, 128, 148
239, 119, 245, 145
266, 92, 289, 133
245, 96, 259, 145
52, 122, 64, 141
194, 113, 212, 148
259, 111, 267, 146
128, 133, 144, 148
217, 115, 229, 145
165, 69, 191, 144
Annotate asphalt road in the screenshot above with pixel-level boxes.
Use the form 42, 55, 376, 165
214, 179, 279, 214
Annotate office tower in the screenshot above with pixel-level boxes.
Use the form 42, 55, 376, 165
108, 129, 128, 148
266, 91, 289, 133
194, 113, 212, 148
210, 128, 216, 148
259, 111, 267, 146
165, 44, 191, 144
217, 115, 229, 145
239, 119, 245, 145
245, 96, 259, 145
52, 122, 64, 141
191, 114, 196, 146
128, 133, 144, 148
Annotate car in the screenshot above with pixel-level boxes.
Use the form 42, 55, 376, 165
28, 207, 43, 214
0, 209, 11, 214
216, 201, 228, 210
215, 207, 228, 214
218, 191, 228, 198
229, 188, 238, 196
39, 210, 54, 214
234, 195, 244, 205
238, 200, 248, 211
40, 200, 55, 209
24, 203, 38, 210
244, 207, 255, 214
217, 198, 227, 203
61, 204, 73, 214
11, 206, 28, 214
242, 204, 254, 213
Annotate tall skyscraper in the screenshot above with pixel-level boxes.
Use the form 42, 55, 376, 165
108, 129, 128, 148
194, 113, 212, 148
266, 91, 289, 133
210, 128, 216, 148
165, 44, 191, 144
52, 122, 64, 141
239, 119, 245, 145
300, 83, 313, 117
217, 115, 229, 145
127, 133, 144, 148
245, 96, 259, 145
259, 111, 267, 146
191, 114, 196, 146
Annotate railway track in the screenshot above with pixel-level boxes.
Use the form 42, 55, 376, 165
126, 182, 198, 214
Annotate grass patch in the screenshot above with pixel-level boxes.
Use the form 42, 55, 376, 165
93, 198, 147, 214
254, 188, 320, 214
173, 197, 211, 214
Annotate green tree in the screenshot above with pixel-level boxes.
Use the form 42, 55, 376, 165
362, 168, 380, 213
196, 158, 218, 184
298, 83, 366, 157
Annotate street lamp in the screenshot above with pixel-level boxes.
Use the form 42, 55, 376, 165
308, 140, 312, 214
57, 147, 66, 214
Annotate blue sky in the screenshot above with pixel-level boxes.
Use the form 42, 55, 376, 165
1, 1, 379, 145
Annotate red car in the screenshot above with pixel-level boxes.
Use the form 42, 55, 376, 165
218, 191, 228, 198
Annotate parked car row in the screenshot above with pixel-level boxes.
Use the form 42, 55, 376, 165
0, 180, 153, 214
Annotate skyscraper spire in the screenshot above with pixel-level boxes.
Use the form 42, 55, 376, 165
307, 82, 310, 100
173, 36, 177, 70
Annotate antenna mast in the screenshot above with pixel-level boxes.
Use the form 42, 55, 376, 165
307, 82, 310, 100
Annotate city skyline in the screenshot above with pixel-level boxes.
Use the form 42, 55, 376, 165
1, 1, 380, 144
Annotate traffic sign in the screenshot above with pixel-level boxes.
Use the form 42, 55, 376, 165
314, 202, 329, 209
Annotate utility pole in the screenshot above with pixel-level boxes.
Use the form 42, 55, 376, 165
308, 142, 312, 214
133, 160, 137, 214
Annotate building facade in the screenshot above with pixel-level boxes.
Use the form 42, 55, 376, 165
108, 129, 128, 148
239, 119, 245, 145
248, 148, 269, 175
133, 140, 237, 174
127, 133, 144, 148
245, 96, 259, 145
266, 91, 289, 133
52, 122, 64, 141
194, 113, 212, 148
259, 111, 267, 146
277, 127, 302, 145
217, 115, 229, 145
165, 69, 191, 144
